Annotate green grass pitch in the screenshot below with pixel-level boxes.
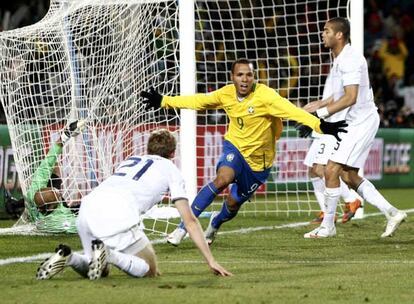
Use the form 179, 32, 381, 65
1, 188, 414, 304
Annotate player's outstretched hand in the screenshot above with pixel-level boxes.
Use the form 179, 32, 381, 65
208, 260, 233, 277
294, 123, 313, 138
61, 120, 86, 144
319, 119, 348, 141
140, 87, 163, 110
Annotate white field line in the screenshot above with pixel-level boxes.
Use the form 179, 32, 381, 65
1, 208, 413, 266
158, 260, 414, 265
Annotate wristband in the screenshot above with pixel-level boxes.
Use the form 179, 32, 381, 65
316, 107, 329, 119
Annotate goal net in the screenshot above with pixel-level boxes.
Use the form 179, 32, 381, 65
194, 0, 350, 216
0, 0, 351, 236
0, 0, 181, 235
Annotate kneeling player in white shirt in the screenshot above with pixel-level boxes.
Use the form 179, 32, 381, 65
303, 17, 407, 239
37, 129, 232, 280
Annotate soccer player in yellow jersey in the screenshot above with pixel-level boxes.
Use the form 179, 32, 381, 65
141, 58, 347, 245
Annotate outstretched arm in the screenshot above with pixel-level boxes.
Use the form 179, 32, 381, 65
140, 88, 221, 111
25, 143, 63, 204
266, 92, 348, 141
174, 199, 233, 277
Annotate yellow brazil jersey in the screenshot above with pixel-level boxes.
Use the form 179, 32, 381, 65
162, 83, 321, 171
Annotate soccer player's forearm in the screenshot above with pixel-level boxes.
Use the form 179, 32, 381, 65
26, 143, 62, 202
185, 219, 215, 264
162, 94, 218, 110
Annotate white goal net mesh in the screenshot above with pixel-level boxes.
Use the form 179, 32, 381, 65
0, 0, 181, 234
194, 0, 349, 216
0, 0, 349, 236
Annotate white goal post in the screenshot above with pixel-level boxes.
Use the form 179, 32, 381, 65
0, 0, 364, 236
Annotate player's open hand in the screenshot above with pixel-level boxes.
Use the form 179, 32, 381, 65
140, 87, 163, 110
208, 260, 233, 277
319, 119, 348, 141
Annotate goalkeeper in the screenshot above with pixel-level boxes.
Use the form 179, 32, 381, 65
140, 58, 348, 246
23, 120, 85, 218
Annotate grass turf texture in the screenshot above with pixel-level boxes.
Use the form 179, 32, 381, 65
1, 188, 414, 304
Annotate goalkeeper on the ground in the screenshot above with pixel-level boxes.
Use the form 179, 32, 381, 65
22, 120, 85, 220
140, 58, 348, 246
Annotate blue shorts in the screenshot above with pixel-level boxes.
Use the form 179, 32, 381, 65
217, 141, 270, 205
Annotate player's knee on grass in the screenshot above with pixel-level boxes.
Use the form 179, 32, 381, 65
136, 244, 159, 277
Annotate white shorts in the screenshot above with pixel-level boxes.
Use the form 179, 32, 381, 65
77, 207, 150, 258
303, 135, 338, 167
330, 112, 379, 168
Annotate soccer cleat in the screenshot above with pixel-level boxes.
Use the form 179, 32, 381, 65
304, 225, 336, 238
88, 239, 109, 280
166, 227, 187, 246
342, 199, 362, 223
381, 211, 407, 238
36, 244, 71, 280
61, 119, 86, 144
204, 211, 219, 245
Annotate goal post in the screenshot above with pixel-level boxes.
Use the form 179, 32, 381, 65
0, 0, 364, 236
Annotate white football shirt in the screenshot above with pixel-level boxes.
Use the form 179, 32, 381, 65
80, 155, 187, 237
330, 43, 377, 125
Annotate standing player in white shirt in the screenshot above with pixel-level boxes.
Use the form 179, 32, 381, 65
303, 17, 407, 238
37, 129, 232, 280
301, 74, 362, 224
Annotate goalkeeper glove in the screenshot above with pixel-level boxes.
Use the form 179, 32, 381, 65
319, 119, 348, 141
294, 123, 313, 138
61, 120, 86, 144
140, 87, 163, 110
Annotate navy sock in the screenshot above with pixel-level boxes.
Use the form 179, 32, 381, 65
211, 201, 239, 229
179, 182, 219, 230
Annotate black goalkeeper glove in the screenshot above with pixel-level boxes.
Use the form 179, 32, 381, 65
294, 123, 313, 138
140, 87, 163, 110
319, 119, 348, 141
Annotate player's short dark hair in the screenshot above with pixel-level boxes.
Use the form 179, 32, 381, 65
147, 129, 176, 159
47, 173, 62, 190
231, 58, 254, 74
327, 17, 350, 42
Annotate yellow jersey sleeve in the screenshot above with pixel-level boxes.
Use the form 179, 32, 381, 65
161, 90, 222, 110
261, 86, 322, 133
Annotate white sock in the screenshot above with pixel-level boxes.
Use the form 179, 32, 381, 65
339, 178, 354, 202
67, 252, 89, 278
357, 179, 397, 219
311, 177, 326, 212
321, 187, 340, 228
107, 250, 149, 278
